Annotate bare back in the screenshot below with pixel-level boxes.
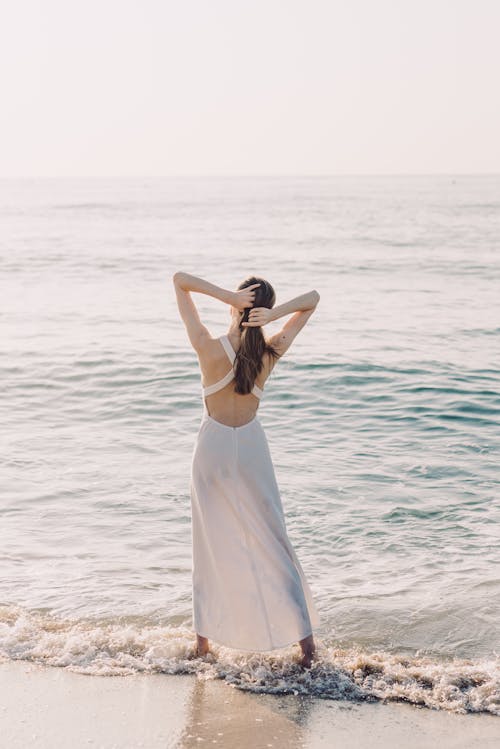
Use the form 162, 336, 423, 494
199, 335, 276, 428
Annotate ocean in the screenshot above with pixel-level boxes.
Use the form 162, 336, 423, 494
0, 175, 499, 715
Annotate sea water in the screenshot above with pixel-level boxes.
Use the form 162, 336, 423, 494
0, 175, 499, 714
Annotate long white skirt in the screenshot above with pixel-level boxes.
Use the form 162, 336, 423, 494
190, 410, 320, 651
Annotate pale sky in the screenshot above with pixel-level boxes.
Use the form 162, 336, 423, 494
1, 0, 499, 177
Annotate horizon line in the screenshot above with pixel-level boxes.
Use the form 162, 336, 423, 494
1, 172, 500, 180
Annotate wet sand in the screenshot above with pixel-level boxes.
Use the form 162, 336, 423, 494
1, 659, 499, 748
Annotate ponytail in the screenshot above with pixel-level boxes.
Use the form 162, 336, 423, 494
233, 277, 281, 395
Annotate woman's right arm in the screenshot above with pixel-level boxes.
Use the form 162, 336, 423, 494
243, 290, 320, 327
268, 290, 320, 322
243, 289, 320, 358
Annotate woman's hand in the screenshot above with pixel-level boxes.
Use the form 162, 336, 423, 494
241, 306, 273, 327
230, 283, 261, 311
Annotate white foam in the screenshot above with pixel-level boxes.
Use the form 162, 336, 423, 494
0, 604, 498, 715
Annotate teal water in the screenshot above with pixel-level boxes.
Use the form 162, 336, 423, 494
0, 176, 499, 714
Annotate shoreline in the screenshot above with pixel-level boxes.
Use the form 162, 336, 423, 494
1, 659, 498, 748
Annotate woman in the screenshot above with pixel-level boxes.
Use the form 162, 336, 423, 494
173, 271, 321, 668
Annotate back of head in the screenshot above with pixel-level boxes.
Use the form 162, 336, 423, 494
234, 276, 280, 395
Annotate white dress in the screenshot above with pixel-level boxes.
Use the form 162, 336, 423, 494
190, 334, 320, 651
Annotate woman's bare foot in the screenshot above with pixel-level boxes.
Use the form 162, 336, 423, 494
196, 633, 210, 656
299, 633, 316, 668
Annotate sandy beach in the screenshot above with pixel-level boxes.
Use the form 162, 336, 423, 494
1, 659, 498, 749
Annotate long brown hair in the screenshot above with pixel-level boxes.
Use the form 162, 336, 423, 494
233, 276, 281, 395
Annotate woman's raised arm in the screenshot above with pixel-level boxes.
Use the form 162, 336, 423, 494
268, 290, 320, 321
173, 272, 260, 310
173, 272, 233, 305
243, 289, 320, 358
172, 272, 261, 351
243, 290, 320, 328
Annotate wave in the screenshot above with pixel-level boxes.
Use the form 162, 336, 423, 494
0, 605, 498, 716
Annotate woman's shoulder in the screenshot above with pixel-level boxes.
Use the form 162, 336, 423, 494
262, 341, 281, 378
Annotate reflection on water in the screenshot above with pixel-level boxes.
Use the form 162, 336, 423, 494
178, 676, 312, 748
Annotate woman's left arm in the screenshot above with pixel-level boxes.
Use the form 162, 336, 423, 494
172, 272, 261, 351
172, 272, 230, 351
173, 272, 234, 304
173, 271, 257, 353
173, 272, 262, 351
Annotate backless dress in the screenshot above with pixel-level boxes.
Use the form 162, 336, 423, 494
190, 334, 320, 651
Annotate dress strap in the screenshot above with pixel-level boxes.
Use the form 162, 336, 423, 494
252, 383, 263, 399
219, 335, 236, 365
201, 335, 264, 399
202, 369, 235, 396
221, 334, 265, 399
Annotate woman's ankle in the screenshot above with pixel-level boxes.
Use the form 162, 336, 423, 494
299, 634, 315, 655
196, 634, 209, 655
